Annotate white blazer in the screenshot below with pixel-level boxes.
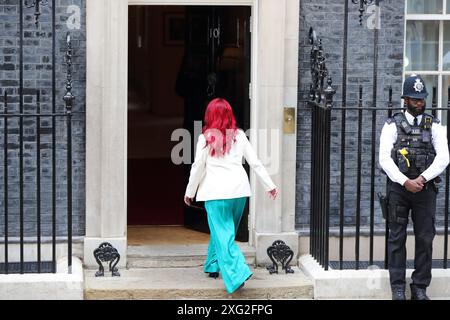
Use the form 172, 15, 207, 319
185, 129, 277, 201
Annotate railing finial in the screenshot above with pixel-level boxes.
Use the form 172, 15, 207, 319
63, 32, 75, 113
309, 28, 335, 109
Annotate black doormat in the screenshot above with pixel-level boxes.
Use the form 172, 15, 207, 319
0, 261, 54, 274
329, 259, 447, 270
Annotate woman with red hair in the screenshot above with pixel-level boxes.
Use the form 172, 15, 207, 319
184, 98, 278, 294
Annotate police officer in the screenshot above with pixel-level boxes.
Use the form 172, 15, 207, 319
379, 74, 449, 300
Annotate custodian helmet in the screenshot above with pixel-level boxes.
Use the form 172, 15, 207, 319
401, 74, 429, 99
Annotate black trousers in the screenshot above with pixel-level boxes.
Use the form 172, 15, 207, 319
387, 181, 436, 288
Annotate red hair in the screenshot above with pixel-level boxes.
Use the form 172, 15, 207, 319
203, 98, 238, 157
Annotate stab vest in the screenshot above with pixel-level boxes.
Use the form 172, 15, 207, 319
388, 112, 438, 179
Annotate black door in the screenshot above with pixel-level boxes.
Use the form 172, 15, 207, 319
178, 6, 251, 241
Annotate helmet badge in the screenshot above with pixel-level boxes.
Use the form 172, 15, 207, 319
413, 79, 424, 93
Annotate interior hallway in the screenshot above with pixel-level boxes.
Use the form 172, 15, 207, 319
127, 225, 210, 245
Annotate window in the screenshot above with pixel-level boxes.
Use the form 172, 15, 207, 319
407, 0, 443, 14
405, 0, 450, 124
445, 21, 450, 71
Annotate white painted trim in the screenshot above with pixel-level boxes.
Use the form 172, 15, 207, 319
402, 5, 407, 108
249, 1, 258, 247
406, 14, 450, 20
405, 71, 450, 75
439, 21, 444, 74
86, 0, 296, 253
439, 20, 444, 117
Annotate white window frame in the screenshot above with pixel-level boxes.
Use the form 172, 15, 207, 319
404, 0, 450, 119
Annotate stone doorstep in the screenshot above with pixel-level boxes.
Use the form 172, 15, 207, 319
127, 256, 256, 269
84, 266, 314, 300
298, 254, 450, 300
126, 244, 256, 268
127, 243, 256, 257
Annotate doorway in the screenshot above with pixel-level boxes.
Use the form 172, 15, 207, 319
127, 5, 251, 241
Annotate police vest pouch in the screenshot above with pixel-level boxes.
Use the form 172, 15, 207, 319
422, 129, 431, 143
397, 155, 409, 173
423, 116, 433, 130
426, 154, 436, 168
400, 120, 412, 134
415, 154, 427, 170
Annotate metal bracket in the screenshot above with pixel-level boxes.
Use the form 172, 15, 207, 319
352, 0, 373, 25
266, 240, 295, 274
25, 0, 49, 27
93, 242, 121, 277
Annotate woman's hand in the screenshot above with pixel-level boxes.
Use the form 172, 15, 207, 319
184, 196, 193, 206
268, 188, 278, 200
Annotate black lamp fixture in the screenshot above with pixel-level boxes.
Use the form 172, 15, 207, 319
24, 0, 49, 27
351, 0, 374, 25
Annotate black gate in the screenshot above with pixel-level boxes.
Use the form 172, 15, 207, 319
308, 0, 450, 271
0, 1, 78, 274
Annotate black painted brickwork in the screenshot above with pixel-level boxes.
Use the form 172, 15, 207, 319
0, 0, 86, 238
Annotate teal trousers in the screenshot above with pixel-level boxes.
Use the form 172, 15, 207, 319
203, 197, 253, 294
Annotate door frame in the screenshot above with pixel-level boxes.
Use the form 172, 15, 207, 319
128, 0, 257, 238
84, 0, 298, 268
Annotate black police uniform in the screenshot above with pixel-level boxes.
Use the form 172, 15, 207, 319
386, 111, 438, 290
380, 74, 449, 300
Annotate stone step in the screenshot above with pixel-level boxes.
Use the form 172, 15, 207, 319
126, 244, 256, 268
84, 266, 314, 300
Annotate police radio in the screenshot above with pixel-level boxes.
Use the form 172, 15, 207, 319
422, 117, 433, 143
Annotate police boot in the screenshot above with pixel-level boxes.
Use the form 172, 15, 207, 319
410, 284, 430, 300
391, 285, 406, 300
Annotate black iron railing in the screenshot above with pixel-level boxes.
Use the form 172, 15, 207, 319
1, 91, 75, 274
0, 1, 77, 274
308, 28, 335, 270
309, 84, 450, 271
309, 96, 332, 270
307, 0, 450, 270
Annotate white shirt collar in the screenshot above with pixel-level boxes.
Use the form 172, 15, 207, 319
404, 110, 422, 126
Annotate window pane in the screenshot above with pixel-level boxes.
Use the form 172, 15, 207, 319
444, 22, 450, 71
448, 0, 450, 13
443, 76, 450, 125
407, 0, 443, 14
405, 21, 439, 71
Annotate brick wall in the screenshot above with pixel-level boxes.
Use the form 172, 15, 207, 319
0, 0, 86, 237
296, 0, 406, 231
